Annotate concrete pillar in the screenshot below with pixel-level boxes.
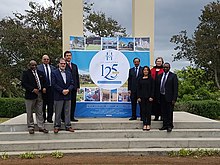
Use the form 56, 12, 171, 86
132, 0, 154, 67
62, 0, 83, 52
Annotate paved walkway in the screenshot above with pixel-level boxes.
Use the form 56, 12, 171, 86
1, 111, 217, 125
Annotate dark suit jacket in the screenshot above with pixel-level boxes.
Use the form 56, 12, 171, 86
37, 64, 56, 86
65, 62, 80, 90
52, 68, 74, 101
128, 66, 143, 93
156, 71, 178, 102
21, 69, 47, 100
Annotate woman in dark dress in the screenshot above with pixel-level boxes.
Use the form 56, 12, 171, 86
150, 57, 164, 121
137, 66, 154, 131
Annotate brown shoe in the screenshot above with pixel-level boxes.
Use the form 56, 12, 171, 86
66, 127, 75, 132
54, 128, 59, 134
39, 128, 49, 133
29, 129, 34, 134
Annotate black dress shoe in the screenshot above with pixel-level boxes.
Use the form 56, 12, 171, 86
159, 126, 167, 130
28, 129, 34, 134
47, 120, 53, 123
71, 118, 78, 122
167, 127, 172, 132
129, 117, 137, 120
39, 128, 49, 133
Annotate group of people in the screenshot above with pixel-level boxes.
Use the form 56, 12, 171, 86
21, 51, 80, 134
128, 57, 178, 132
21, 52, 177, 134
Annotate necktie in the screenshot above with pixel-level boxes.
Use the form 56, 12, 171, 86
45, 64, 50, 86
135, 67, 138, 77
160, 73, 167, 94
33, 70, 41, 90
68, 62, 72, 70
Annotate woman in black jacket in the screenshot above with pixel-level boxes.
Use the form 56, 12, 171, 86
137, 66, 154, 131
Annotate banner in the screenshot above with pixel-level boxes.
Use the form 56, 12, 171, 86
70, 36, 150, 117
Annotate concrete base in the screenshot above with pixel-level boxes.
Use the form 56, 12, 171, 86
0, 112, 219, 155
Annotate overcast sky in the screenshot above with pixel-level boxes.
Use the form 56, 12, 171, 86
0, 0, 214, 70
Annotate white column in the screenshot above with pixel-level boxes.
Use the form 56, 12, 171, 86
62, 0, 84, 52
132, 0, 154, 67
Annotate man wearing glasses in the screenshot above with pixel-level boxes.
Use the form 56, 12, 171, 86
37, 55, 55, 123
52, 58, 75, 133
21, 60, 49, 134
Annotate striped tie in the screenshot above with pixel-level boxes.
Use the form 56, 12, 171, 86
33, 70, 41, 90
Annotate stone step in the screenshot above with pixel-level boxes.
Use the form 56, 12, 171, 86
1, 138, 220, 152
0, 129, 220, 141
1, 148, 220, 156
1, 121, 220, 132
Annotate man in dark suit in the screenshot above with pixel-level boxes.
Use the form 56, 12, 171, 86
128, 57, 143, 120
21, 60, 49, 134
37, 55, 56, 123
156, 62, 178, 132
61, 51, 80, 122
52, 58, 75, 133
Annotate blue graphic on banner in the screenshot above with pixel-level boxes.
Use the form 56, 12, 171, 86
75, 102, 140, 118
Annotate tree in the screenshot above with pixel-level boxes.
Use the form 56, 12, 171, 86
84, 11, 127, 37
170, 1, 220, 89
176, 66, 219, 101
0, 0, 127, 97
0, 1, 62, 97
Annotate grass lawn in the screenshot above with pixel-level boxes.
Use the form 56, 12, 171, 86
0, 118, 10, 123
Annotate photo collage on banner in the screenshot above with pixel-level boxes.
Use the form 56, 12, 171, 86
70, 36, 150, 51
70, 36, 150, 103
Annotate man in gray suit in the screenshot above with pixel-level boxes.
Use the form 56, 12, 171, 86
52, 58, 75, 133
21, 60, 49, 134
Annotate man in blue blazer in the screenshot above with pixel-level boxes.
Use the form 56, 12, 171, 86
52, 58, 75, 133
156, 63, 178, 132
61, 51, 80, 122
128, 57, 143, 120
37, 55, 56, 123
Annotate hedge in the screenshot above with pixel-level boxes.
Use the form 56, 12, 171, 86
0, 98, 219, 119
175, 100, 220, 119
0, 98, 26, 118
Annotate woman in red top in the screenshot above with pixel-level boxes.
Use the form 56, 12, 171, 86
151, 57, 164, 121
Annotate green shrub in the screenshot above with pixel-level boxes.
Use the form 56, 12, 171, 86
168, 148, 220, 157
0, 98, 25, 118
51, 151, 64, 158
19, 152, 36, 159
175, 100, 220, 119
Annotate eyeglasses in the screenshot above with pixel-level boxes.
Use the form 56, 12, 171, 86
43, 59, 49, 61
60, 63, 66, 65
